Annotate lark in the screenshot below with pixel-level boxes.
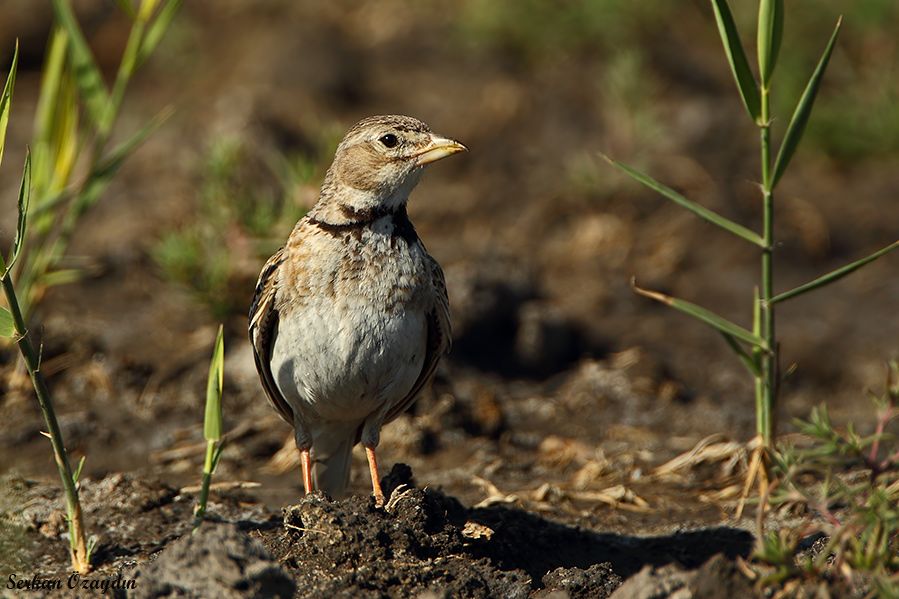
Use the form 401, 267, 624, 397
249, 115, 465, 505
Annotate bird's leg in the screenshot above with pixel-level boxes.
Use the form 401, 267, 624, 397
299, 447, 313, 494
294, 418, 314, 496
364, 445, 385, 507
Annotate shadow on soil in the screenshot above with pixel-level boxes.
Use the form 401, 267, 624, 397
468, 504, 753, 581
247, 464, 753, 598
1, 467, 754, 598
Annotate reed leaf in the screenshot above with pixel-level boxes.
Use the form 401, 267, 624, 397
38, 269, 83, 289
605, 156, 765, 247
138, 0, 182, 66
31, 28, 68, 198
710, 0, 761, 121
50, 0, 110, 129
722, 332, 762, 377
770, 240, 899, 304
0, 308, 12, 337
138, 0, 162, 20
33, 29, 67, 146
771, 17, 842, 188
0, 40, 19, 167
44, 74, 79, 201
7, 151, 32, 273
633, 279, 768, 350
113, 0, 137, 18
757, 0, 784, 86
204, 325, 224, 442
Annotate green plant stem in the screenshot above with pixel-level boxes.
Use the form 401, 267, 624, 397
0, 268, 90, 573
192, 439, 216, 529
759, 85, 776, 446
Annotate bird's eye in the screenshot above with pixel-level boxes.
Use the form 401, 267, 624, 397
379, 133, 399, 148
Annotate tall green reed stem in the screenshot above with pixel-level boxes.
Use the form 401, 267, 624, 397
1, 257, 91, 573
758, 71, 775, 445
0, 156, 92, 575
605, 2, 897, 459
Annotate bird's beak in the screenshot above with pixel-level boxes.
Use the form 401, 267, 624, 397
414, 135, 468, 166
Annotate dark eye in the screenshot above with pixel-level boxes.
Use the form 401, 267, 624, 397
379, 133, 398, 148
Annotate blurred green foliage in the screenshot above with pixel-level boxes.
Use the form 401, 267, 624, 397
10, 0, 179, 319
457, 0, 672, 60
153, 134, 336, 319
457, 0, 899, 162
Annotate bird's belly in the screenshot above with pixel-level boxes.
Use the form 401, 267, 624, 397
271, 298, 427, 423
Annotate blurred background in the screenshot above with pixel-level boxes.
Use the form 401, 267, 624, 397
0, 0, 896, 515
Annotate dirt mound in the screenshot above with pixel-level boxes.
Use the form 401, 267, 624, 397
0, 466, 760, 598
254, 464, 753, 598
131, 524, 294, 599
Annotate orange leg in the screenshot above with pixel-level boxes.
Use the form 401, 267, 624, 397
300, 448, 313, 495
365, 446, 385, 507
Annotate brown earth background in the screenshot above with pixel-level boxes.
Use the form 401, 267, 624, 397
0, 1, 897, 596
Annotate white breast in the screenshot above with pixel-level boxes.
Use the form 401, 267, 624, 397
270, 219, 430, 425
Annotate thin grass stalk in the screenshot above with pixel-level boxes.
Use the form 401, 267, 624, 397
753, 287, 765, 440
759, 80, 776, 446
0, 264, 90, 573
193, 324, 224, 530
192, 439, 216, 529
98, 0, 153, 143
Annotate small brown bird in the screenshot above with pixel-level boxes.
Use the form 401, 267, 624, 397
249, 115, 465, 505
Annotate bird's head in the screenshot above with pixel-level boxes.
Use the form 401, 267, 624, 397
318, 115, 467, 218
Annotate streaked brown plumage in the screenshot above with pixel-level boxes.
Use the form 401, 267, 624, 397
249, 115, 464, 504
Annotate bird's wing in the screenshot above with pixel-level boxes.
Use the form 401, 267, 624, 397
248, 246, 295, 426
384, 254, 452, 424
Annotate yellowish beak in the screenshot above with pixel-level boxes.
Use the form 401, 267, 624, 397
414, 135, 468, 166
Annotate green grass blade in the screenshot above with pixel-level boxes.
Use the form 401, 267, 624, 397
0, 40, 19, 167
770, 240, 899, 304
139, 0, 162, 19
631, 280, 768, 351
752, 287, 761, 338
113, 0, 137, 18
100, 19, 147, 137
7, 151, 32, 273
50, 0, 110, 129
48, 75, 79, 196
605, 156, 765, 247
37, 269, 82, 288
203, 325, 224, 442
138, 0, 182, 66
771, 17, 842, 188
33, 28, 67, 144
31, 28, 68, 196
757, 0, 784, 86
721, 332, 762, 376
73, 455, 86, 482
710, 0, 761, 121
633, 279, 768, 349
0, 307, 13, 337
210, 442, 225, 472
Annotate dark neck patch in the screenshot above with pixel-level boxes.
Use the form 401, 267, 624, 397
309, 205, 419, 244
390, 206, 418, 244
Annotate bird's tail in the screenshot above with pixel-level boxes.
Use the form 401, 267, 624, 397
310, 426, 356, 498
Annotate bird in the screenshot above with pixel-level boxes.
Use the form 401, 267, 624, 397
248, 115, 465, 506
